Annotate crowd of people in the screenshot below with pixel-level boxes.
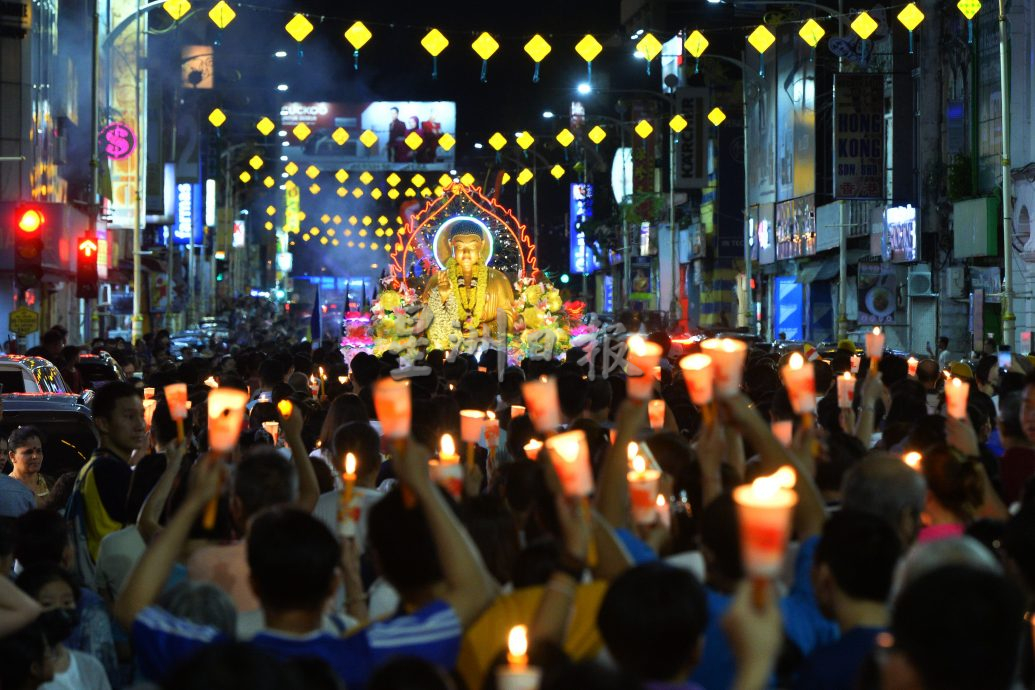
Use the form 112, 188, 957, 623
0, 325, 1033, 690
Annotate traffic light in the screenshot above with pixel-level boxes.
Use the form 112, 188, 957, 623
76, 234, 99, 299
215, 257, 227, 282
14, 206, 45, 289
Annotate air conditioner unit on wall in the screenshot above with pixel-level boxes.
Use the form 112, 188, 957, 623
907, 270, 934, 297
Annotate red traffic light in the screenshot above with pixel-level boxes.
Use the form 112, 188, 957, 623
78, 238, 98, 258
17, 208, 44, 234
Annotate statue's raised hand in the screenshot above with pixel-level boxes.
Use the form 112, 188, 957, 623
437, 270, 450, 301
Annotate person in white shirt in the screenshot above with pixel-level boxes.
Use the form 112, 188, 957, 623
313, 421, 384, 551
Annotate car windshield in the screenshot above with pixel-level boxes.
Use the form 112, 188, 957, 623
78, 360, 122, 384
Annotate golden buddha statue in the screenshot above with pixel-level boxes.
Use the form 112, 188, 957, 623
424, 218, 514, 345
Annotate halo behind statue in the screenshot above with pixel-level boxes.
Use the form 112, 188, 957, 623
389, 182, 538, 286
433, 216, 494, 269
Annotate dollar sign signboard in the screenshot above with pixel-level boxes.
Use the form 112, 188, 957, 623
98, 122, 137, 160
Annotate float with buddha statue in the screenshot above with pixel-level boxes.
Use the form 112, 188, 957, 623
366, 182, 577, 363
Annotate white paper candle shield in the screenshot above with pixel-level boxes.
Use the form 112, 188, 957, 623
262, 421, 280, 445
460, 410, 486, 444
164, 383, 189, 420
143, 399, 157, 430
732, 467, 798, 578
679, 353, 714, 405
626, 336, 663, 400
700, 339, 748, 397
771, 420, 793, 448
428, 460, 464, 499
497, 625, 541, 690
373, 379, 411, 439
781, 353, 816, 414
143, 387, 155, 401
522, 377, 560, 433
865, 327, 885, 359
836, 372, 856, 409
648, 400, 666, 430
628, 455, 662, 524
945, 377, 970, 420
907, 357, 919, 377
511, 405, 526, 418
484, 412, 500, 448
545, 430, 593, 496
207, 388, 249, 453
850, 354, 861, 374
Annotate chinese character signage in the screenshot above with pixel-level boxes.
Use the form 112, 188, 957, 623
834, 73, 884, 199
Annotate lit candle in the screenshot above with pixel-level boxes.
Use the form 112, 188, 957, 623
318, 367, 327, 398
429, 433, 463, 499
732, 466, 799, 579
496, 625, 541, 690
850, 354, 861, 374
544, 430, 593, 496
484, 411, 500, 452
523, 438, 543, 461
655, 494, 672, 529
142, 399, 157, 431
771, 420, 793, 448
204, 376, 218, 388
836, 372, 855, 409
207, 388, 249, 453
865, 327, 885, 373
373, 378, 411, 440
262, 421, 280, 446
338, 375, 348, 385
143, 387, 155, 401
309, 375, 320, 399
165, 383, 189, 443
626, 336, 663, 401
907, 356, 919, 377
679, 353, 714, 406
627, 454, 662, 524
945, 377, 970, 420
339, 452, 357, 536
781, 352, 816, 414
700, 338, 748, 397
648, 399, 666, 430
511, 404, 526, 418
902, 451, 923, 471
276, 399, 293, 420
521, 377, 560, 433
460, 410, 486, 470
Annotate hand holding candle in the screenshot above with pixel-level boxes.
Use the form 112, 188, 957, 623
460, 410, 486, 470
836, 372, 856, 409
648, 399, 666, 430
732, 466, 798, 580
204, 388, 249, 529
523, 438, 543, 461
521, 377, 560, 433
165, 383, 189, 443
679, 353, 714, 406
907, 356, 919, 377
373, 378, 411, 440
628, 454, 662, 524
545, 430, 593, 497
339, 452, 358, 536
428, 433, 463, 499
626, 336, 664, 400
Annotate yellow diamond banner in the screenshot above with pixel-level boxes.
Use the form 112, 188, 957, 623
285, 14, 313, 42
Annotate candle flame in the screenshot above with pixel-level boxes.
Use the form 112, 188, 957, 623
656, 494, 667, 508
751, 466, 797, 500
903, 451, 922, 470
722, 338, 738, 353
277, 400, 293, 418
632, 454, 646, 474
539, 375, 549, 383
310, 375, 318, 384
788, 352, 804, 369
204, 376, 218, 388
319, 366, 325, 376
628, 335, 646, 356
680, 353, 711, 371
344, 452, 357, 476
907, 357, 918, 365
507, 625, 529, 662
951, 377, 962, 389
627, 442, 639, 463
872, 327, 881, 336
338, 376, 347, 384
842, 371, 852, 380
440, 433, 456, 457
486, 410, 496, 420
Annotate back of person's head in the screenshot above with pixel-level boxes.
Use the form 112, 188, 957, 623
0, 619, 51, 690
125, 453, 168, 525
457, 371, 498, 412
815, 510, 901, 603
367, 655, 455, 690
998, 391, 1025, 441
922, 445, 984, 521
556, 372, 588, 421
161, 642, 311, 690
816, 431, 866, 494
975, 354, 999, 386
905, 415, 948, 454
233, 449, 295, 522
499, 366, 526, 403
366, 487, 444, 592
156, 581, 237, 636
150, 400, 179, 447
331, 422, 381, 478
879, 354, 909, 388
584, 378, 611, 417
91, 380, 141, 421
258, 359, 287, 388
349, 352, 380, 388
916, 358, 940, 386
318, 393, 370, 449
597, 562, 708, 682
14, 509, 69, 569
841, 453, 926, 545
700, 494, 743, 580
246, 508, 340, 613
890, 565, 1022, 690
894, 536, 1002, 598
459, 495, 519, 586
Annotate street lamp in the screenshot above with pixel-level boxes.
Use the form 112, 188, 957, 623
577, 82, 593, 95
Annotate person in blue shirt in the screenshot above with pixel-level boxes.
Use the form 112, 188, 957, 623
113, 440, 498, 690
795, 510, 902, 690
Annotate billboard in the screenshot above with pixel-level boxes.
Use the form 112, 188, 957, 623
673, 88, 707, 189
171, 182, 202, 246
858, 263, 897, 325
569, 183, 600, 275
834, 73, 884, 199
280, 101, 456, 169
885, 205, 918, 263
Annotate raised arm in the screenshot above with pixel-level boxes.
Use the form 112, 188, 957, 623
0, 575, 42, 637
281, 404, 319, 513
136, 439, 187, 544
393, 441, 499, 626
595, 399, 647, 528
114, 456, 223, 630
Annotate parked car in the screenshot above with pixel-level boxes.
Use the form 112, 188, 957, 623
0, 355, 71, 394
0, 392, 98, 481
76, 351, 127, 390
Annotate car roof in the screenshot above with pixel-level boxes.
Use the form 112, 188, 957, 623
0, 355, 60, 371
